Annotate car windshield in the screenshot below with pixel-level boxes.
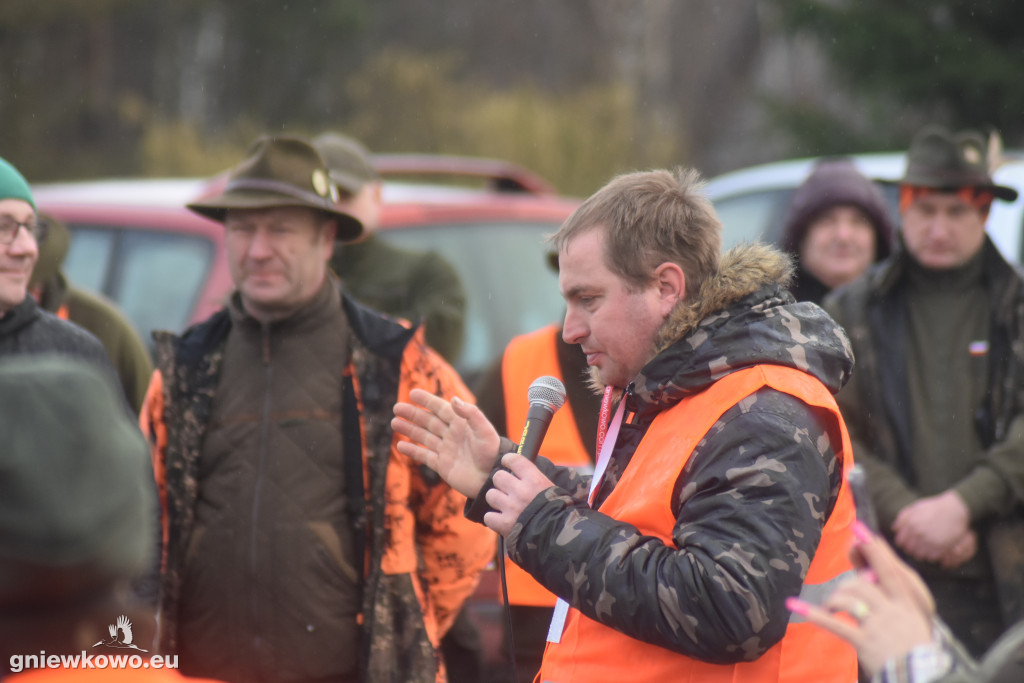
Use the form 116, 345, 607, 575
63, 225, 214, 347
379, 220, 564, 382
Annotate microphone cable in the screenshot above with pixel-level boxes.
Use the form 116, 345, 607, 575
498, 536, 520, 683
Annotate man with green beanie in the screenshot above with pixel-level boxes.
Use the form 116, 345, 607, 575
312, 132, 467, 363
0, 155, 113, 374
826, 124, 1024, 657
29, 213, 152, 411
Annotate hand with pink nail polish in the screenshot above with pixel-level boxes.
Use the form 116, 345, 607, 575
789, 530, 937, 678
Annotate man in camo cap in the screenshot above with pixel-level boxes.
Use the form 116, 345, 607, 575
313, 132, 467, 363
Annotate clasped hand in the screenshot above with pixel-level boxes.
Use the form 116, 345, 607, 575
892, 490, 975, 568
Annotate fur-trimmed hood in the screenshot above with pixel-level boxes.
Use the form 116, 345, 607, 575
630, 243, 854, 416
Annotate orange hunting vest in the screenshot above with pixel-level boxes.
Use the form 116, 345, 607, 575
538, 364, 858, 683
502, 324, 593, 607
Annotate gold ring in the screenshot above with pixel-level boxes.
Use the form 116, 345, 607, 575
851, 601, 870, 620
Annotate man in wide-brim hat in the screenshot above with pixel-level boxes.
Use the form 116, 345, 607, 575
825, 124, 1024, 660
140, 135, 494, 683
187, 135, 363, 322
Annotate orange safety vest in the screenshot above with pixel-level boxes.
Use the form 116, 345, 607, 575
502, 324, 593, 607
538, 364, 858, 683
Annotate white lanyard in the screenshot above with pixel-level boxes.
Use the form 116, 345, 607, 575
547, 398, 626, 643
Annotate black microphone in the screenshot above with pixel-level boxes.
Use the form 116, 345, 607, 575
516, 376, 567, 462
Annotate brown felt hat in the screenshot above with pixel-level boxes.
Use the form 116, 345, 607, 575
891, 124, 1018, 202
187, 135, 364, 240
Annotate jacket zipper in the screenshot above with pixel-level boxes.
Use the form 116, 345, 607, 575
249, 323, 273, 652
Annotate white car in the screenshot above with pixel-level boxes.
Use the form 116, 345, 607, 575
705, 153, 1024, 266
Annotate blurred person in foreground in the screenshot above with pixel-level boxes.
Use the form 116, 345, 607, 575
789, 521, 1024, 683
0, 156, 111, 372
0, 356, 219, 682
313, 131, 467, 363
28, 213, 152, 411
825, 124, 1024, 656
781, 157, 895, 304
394, 168, 861, 681
139, 136, 493, 683
474, 254, 600, 683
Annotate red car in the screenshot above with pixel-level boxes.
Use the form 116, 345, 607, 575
32, 156, 579, 385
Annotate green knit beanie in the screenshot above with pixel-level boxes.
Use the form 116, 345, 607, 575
0, 156, 35, 209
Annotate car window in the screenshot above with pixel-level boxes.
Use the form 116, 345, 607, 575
112, 231, 212, 342
379, 221, 564, 379
63, 228, 114, 293
713, 189, 794, 248
713, 183, 901, 253
64, 225, 214, 348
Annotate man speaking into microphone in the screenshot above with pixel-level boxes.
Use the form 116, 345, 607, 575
393, 168, 859, 681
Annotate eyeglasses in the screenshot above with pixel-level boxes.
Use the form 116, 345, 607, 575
0, 215, 48, 245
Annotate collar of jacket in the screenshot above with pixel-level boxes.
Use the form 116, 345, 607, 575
173, 276, 420, 366
620, 243, 861, 421
651, 242, 795, 356
342, 291, 419, 360
868, 234, 1023, 302
227, 275, 346, 347
0, 296, 40, 336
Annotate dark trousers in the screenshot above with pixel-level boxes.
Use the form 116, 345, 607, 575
442, 606, 483, 683
503, 605, 552, 683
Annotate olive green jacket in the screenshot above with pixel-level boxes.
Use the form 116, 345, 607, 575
332, 235, 466, 363
825, 237, 1024, 625
37, 271, 152, 411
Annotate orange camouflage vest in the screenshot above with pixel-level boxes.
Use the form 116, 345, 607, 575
539, 364, 858, 683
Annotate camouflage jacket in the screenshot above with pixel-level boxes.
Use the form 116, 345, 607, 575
142, 287, 493, 683
824, 237, 1024, 624
503, 243, 855, 662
